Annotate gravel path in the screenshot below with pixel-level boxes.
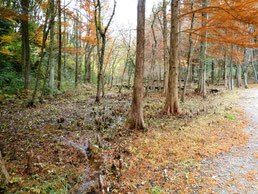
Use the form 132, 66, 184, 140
202, 88, 258, 193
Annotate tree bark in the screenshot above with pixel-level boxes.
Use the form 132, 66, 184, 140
211, 60, 215, 84
21, 0, 31, 90
63, 2, 67, 78
88, 55, 92, 84
162, 0, 169, 94
243, 48, 249, 88
218, 61, 221, 85
236, 62, 242, 87
251, 48, 258, 83
191, 64, 195, 84
200, 0, 208, 98
49, 0, 55, 91
163, 0, 180, 115
75, 50, 78, 87
57, 0, 62, 90
229, 45, 234, 90
0, 151, 10, 185
96, 36, 106, 102
128, 0, 146, 129
84, 45, 94, 84
94, 0, 116, 102
29, 1, 52, 106
151, 8, 157, 91
181, 0, 195, 102
224, 52, 228, 88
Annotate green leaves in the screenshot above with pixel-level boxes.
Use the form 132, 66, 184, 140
227, 115, 236, 120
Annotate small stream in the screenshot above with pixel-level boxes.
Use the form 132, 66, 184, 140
59, 136, 104, 193
56, 97, 130, 193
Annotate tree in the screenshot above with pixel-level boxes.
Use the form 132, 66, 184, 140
243, 48, 249, 88
163, 0, 180, 115
197, 0, 208, 98
21, 0, 30, 90
181, 0, 195, 103
74, 11, 80, 88
127, 0, 146, 129
150, 7, 158, 91
57, 0, 62, 90
49, 0, 55, 91
29, 0, 54, 106
93, 0, 116, 102
119, 28, 135, 88
162, 0, 168, 94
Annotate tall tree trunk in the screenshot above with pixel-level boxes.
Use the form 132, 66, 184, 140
29, 1, 52, 106
218, 61, 221, 85
236, 62, 242, 87
229, 45, 234, 90
200, 0, 208, 98
96, 37, 106, 102
181, 0, 195, 102
84, 44, 88, 84
224, 52, 228, 88
93, 0, 116, 102
74, 11, 81, 88
102, 71, 105, 97
178, 7, 182, 91
75, 50, 78, 87
178, 60, 182, 89
251, 48, 258, 83
162, 0, 169, 94
211, 60, 215, 85
128, 0, 146, 129
87, 55, 92, 84
63, 1, 67, 78
49, 0, 55, 91
163, 0, 180, 114
21, 0, 30, 90
192, 64, 195, 84
151, 8, 157, 91
57, 0, 62, 90
84, 45, 94, 84
243, 48, 248, 88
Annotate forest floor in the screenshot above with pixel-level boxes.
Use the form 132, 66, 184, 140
0, 84, 257, 193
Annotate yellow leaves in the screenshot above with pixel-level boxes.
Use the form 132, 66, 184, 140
0, 33, 18, 45
0, 33, 18, 56
0, 48, 12, 56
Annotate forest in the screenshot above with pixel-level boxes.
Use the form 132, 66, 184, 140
0, 0, 257, 193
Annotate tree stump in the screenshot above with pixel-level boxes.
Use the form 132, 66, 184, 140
0, 151, 10, 185
25, 150, 34, 175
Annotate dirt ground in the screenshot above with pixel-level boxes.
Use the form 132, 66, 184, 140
0, 86, 257, 193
